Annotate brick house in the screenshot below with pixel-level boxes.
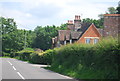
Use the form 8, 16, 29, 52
103, 14, 120, 37
52, 15, 102, 47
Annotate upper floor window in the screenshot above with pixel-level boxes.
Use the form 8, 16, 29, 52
86, 38, 90, 44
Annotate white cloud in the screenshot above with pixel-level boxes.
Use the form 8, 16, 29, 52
0, 0, 119, 30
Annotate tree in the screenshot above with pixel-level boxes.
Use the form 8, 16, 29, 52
82, 18, 103, 28
32, 24, 67, 50
116, 7, 120, 14
106, 7, 117, 14
1, 17, 35, 56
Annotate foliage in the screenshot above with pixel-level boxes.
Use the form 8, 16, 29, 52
32, 24, 67, 50
47, 38, 119, 79
1, 17, 35, 56
116, 7, 120, 14
14, 47, 56, 65
106, 7, 117, 14
16, 48, 34, 61
28, 49, 56, 64
82, 18, 103, 28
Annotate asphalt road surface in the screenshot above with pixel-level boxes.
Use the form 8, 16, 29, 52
0, 58, 78, 81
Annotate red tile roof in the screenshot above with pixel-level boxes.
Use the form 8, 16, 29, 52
104, 14, 120, 16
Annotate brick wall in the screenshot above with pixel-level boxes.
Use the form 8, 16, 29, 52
77, 24, 101, 44
103, 14, 120, 37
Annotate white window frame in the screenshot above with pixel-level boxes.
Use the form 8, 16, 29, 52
85, 38, 91, 44
94, 38, 99, 44
84, 37, 99, 44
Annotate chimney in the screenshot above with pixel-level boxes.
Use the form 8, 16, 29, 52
78, 16, 80, 20
67, 20, 74, 30
68, 20, 73, 24
74, 15, 81, 31
75, 15, 80, 20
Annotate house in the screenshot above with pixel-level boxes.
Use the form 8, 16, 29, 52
52, 15, 102, 47
103, 14, 120, 37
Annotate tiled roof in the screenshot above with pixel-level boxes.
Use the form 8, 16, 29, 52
58, 30, 82, 41
58, 23, 100, 41
71, 31, 82, 39
104, 14, 120, 16
58, 30, 71, 41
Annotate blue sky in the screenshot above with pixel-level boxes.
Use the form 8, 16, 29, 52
0, 0, 119, 30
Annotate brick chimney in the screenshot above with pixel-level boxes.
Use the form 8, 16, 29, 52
68, 20, 73, 24
74, 15, 81, 31
75, 15, 81, 20
67, 20, 74, 30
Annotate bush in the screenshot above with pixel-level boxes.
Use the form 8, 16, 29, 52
48, 38, 119, 79
2, 52, 10, 57
29, 53, 44, 64
29, 49, 57, 64
16, 48, 34, 61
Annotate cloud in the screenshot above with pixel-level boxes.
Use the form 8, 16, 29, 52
0, 0, 119, 30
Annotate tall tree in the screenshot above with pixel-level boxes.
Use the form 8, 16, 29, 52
32, 24, 67, 50
1, 17, 34, 56
106, 7, 117, 14
116, 7, 120, 14
82, 18, 103, 28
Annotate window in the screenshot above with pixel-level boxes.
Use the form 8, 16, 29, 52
86, 38, 90, 44
94, 39, 99, 44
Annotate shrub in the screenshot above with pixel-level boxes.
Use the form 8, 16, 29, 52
16, 48, 34, 61
29, 49, 57, 64
29, 53, 44, 64
49, 38, 119, 79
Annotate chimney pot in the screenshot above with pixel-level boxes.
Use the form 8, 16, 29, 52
75, 15, 81, 20
68, 20, 73, 24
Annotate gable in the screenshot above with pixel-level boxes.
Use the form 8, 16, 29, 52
77, 24, 101, 43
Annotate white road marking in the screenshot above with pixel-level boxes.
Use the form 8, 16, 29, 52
17, 72, 25, 80
7, 61, 12, 65
12, 66, 16, 70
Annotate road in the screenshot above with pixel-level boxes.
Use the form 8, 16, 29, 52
0, 58, 78, 81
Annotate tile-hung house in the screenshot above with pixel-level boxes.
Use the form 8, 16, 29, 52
52, 15, 102, 47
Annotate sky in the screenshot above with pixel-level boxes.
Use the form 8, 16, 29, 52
0, 0, 119, 30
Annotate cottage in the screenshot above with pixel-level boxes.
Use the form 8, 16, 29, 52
52, 15, 102, 47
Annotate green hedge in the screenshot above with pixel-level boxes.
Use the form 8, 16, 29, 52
29, 49, 56, 64
15, 48, 56, 65
15, 48, 34, 61
48, 38, 119, 79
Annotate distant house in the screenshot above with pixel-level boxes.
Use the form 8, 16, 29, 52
52, 15, 102, 47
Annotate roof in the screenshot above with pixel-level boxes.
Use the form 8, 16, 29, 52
58, 23, 101, 41
58, 30, 82, 41
104, 14, 120, 16
71, 31, 82, 39
58, 30, 71, 41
